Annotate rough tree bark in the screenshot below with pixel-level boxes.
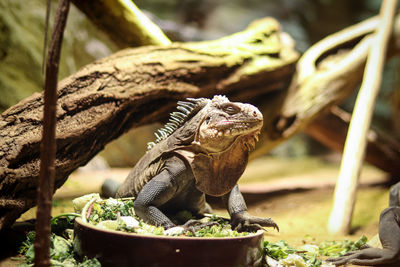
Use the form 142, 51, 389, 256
0, 18, 298, 231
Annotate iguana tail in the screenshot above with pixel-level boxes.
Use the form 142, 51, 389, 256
101, 178, 121, 198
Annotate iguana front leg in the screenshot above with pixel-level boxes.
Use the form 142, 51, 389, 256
132, 170, 177, 229
129, 155, 209, 230
222, 185, 279, 232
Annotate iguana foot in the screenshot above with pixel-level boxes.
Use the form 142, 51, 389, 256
230, 211, 279, 232
163, 220, 219, 236
326, 247, 399, 266
234, 221, 265, 233
181, 219, 219, 234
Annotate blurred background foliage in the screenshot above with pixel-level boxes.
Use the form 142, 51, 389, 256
0, 0, 398, 167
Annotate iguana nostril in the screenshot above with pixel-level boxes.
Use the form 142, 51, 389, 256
253, 111, 257, 117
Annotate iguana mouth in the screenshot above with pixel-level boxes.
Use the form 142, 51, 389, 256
210, 120, 262, 137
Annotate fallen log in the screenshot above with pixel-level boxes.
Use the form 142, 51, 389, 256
0, 18, 298, 230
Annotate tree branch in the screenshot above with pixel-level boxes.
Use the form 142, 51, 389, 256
71, 0, 171, 48
34, 0, 69, 266
328, 0, 398, 235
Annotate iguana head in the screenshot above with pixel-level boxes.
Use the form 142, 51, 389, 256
194, 95, 263, 153
147, 95, 262, 152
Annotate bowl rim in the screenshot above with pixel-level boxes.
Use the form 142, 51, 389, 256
75, 217, 264, 241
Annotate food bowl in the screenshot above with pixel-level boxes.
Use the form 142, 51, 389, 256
73, 218, 264, 267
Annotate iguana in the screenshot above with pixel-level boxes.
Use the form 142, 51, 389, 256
108, 95, 278, 231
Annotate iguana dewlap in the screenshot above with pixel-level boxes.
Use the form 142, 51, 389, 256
116, 95, 278, 230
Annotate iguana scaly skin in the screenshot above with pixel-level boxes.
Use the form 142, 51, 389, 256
116, 95, 278, 230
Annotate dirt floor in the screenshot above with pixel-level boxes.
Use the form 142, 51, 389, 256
2, 156, 392, 266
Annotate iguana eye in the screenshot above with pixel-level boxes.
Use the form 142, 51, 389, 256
222, 104, 240, 115
205, 116, 211, 124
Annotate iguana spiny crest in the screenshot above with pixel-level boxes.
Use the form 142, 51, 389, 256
147, 97, 209, 150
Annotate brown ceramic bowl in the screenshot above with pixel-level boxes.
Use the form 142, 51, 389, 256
73, 218, 264, 267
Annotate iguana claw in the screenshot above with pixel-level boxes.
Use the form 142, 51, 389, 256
230, 211, 279, 232
234, 221, 264, 233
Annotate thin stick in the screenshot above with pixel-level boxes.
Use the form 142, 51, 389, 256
328, 0, 398, 235
34, 0, 69, 266
41, 0, 51, 74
